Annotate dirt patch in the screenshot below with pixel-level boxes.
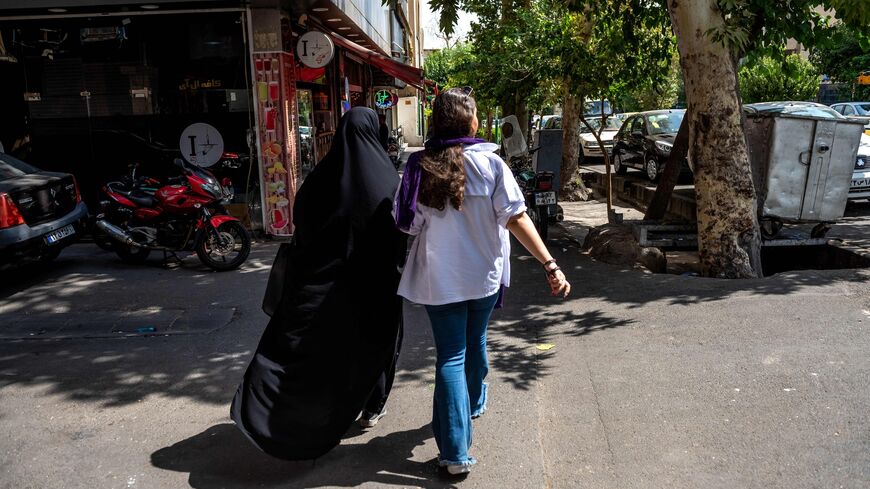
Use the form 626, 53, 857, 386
582, 224, 667, 273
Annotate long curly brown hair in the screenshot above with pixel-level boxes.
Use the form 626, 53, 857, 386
418, 88, 477, 211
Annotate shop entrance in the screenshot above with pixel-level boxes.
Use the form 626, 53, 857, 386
0, 11, 257, 217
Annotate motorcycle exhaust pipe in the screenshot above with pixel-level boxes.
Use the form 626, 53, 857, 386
95, 220, 143, 248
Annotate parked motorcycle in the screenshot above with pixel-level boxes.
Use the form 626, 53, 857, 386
387, 136, 400, 169
509, 147, 559, 242
95, 158, 251, 271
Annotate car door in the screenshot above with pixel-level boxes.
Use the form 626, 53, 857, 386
625, 116, 647, 167
613, 116, 634, 165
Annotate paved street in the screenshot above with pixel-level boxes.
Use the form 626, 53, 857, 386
1, 208, 869, 488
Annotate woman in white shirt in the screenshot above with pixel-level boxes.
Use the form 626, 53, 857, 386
394, 87, 570, 475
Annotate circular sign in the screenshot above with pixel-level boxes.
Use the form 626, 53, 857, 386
179, 123, 225, 167
375, 89, 395, 109
297, 31, 334, 69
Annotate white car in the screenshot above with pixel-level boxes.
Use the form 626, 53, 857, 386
542, 115, 623, 159
579, 117, 622, 158
851, 133, 870, 201
830, 102, 870, 135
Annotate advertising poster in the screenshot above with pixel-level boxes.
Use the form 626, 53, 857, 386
254, 51, 299, 236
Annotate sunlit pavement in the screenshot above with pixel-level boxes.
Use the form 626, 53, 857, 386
1, 217, 869, 487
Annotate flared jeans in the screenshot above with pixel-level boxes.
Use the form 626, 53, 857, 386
424, 293, 499, 467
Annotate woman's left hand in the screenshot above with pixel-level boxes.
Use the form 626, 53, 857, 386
547, 269, 571, 297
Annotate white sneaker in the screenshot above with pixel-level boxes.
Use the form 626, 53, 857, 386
358, 410, 386, 428
446, 464, 471, 475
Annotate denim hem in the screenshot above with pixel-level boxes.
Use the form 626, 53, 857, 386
471, 382, 488, 419
438, 456, 477, 467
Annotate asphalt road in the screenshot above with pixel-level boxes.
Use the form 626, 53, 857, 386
1, 225, 869, 488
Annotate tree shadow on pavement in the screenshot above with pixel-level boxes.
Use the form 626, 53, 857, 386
151, 423, 459, 489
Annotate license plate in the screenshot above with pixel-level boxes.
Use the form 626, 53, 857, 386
852, 178, 870, 189
44, 224, 75, 245
534, 191, 557, 206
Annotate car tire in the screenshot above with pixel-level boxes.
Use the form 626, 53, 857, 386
614, 152, 627, 175
645, 157, 660, 182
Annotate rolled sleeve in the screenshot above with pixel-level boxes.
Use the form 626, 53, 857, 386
492, 159, 527, 227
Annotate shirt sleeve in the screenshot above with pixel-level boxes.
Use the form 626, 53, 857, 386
491, 156, 527, 227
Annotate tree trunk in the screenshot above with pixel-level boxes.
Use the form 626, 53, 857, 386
644, 118, 688, 220
667, 0, 762, 278
485, 109, 494, 141
560, 91, 583, 197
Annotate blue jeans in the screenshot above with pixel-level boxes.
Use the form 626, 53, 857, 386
425, 293, 499, 467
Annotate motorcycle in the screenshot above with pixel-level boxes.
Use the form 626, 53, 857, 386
95, 158, 251, 271
509, 147, 560, 242
387, 136, 400, 169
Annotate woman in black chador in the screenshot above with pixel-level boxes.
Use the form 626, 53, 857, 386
231, 107, 405, 460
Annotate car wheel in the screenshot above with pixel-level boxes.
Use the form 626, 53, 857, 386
645, 157, 660, 182
614, 153, 627, 175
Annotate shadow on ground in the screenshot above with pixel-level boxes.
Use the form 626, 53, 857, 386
151, 423, 459, 489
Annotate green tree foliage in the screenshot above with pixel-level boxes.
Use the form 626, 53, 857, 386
738, 54, 820, 103
810, 23, 870, 100
619, 52, 684, 111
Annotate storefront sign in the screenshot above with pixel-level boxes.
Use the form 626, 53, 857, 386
297, 31, 334, 69
375, 89, 397, 109
179, 123, 225, 167
254, 52, 299, 236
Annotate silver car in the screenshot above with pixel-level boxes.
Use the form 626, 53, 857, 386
830, 102, 870, 136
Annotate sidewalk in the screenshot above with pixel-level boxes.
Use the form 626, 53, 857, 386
0, 196, 868, 488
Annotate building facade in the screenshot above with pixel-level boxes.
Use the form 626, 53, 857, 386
0, 0, 425, 236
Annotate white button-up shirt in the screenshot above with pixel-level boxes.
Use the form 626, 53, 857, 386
395, 143, 527, 306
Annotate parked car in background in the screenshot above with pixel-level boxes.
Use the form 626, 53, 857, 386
744, 101, 869, 203
849, 133, 870, 202
612, 109, 686, 181
830, 102, 870, 135
543, 115, 622, 160
0, 152, 88, 267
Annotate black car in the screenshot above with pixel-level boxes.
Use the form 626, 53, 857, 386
612, 109, 686, 181
0, 152, 89, 266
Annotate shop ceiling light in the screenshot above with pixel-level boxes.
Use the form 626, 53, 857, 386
338, 27, 351, 30
327, 18, 342, 22
140, 4, 160, 9
48, 8, 67, 13
347, 33, 359, 37
312, 8, 329, 12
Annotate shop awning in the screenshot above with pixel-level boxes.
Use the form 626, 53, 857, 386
328, 33, 426, 91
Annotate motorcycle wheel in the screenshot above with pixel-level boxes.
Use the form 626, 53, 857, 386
115, 242, 151, 264
196, 221, 251, 271
537, 205, 549, 242
93, 231, 116, 251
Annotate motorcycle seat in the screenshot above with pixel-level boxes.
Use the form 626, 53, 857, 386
116, 187, 156, 207
127, 193, 156, 208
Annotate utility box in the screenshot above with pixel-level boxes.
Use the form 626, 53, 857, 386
533, 129, 563, 192
745, 110, 864, 222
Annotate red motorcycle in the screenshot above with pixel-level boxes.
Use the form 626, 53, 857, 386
95, 158, 251, 271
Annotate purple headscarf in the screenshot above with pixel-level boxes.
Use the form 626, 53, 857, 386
394, 137, 488, 231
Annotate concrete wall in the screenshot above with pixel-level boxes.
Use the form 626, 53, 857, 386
398, 96, 421, 145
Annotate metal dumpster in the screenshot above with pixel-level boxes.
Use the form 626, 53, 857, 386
744, 104, 865, 231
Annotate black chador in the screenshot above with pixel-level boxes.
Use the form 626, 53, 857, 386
231, 107, 405, 460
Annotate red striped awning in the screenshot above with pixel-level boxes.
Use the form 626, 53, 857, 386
328, 33, 426, 91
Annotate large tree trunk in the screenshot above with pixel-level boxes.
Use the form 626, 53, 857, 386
560, 91, 583, 195
485, 108, 494, 141
667, 0, 762, 278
